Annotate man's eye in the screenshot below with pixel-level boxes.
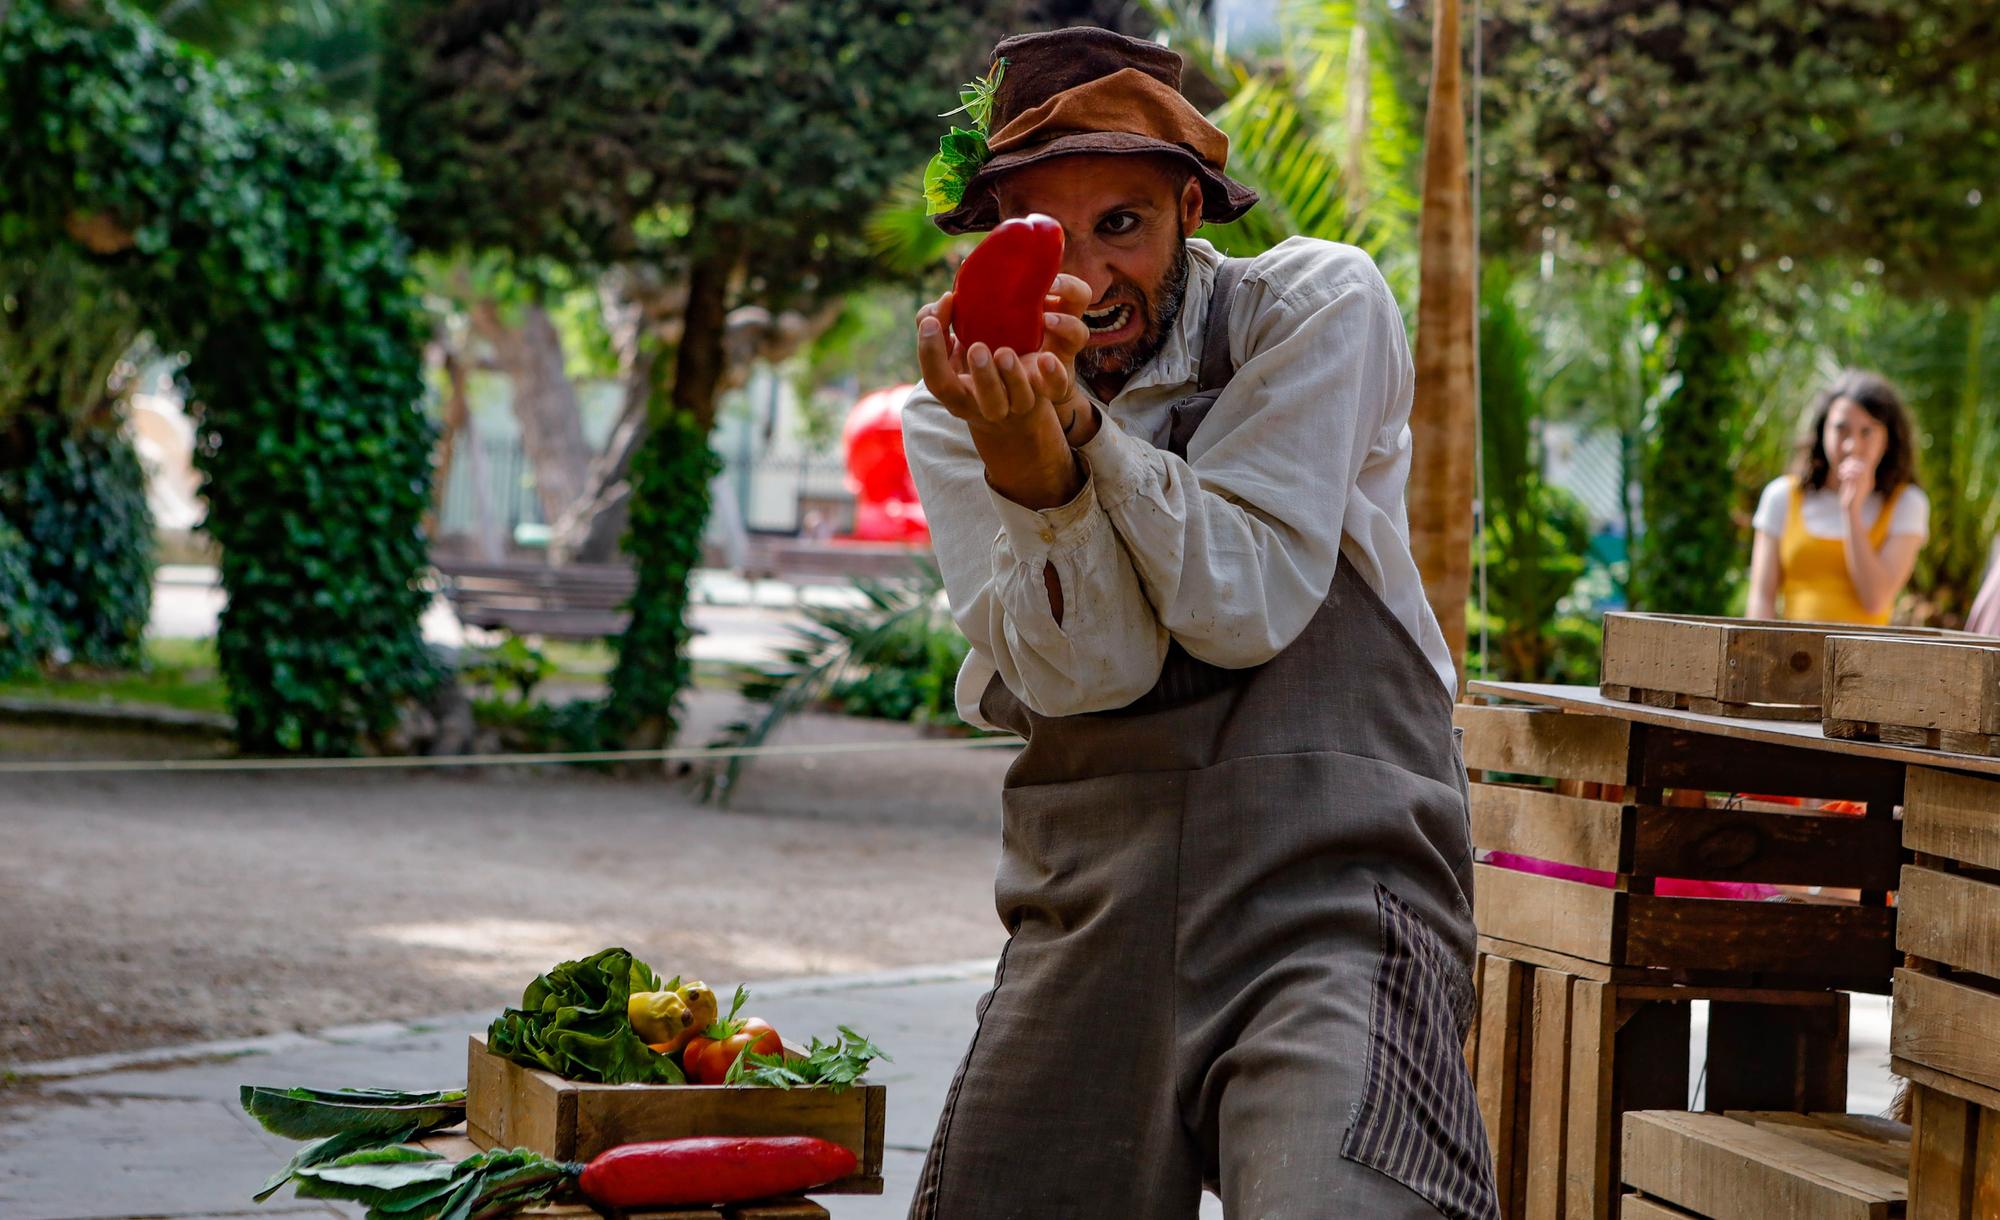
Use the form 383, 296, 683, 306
1100, 212, 1140, 236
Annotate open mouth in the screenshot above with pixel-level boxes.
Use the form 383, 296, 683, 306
1083, 302, 1134, 334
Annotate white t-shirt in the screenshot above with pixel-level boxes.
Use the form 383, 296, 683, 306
1751, 475, 1931, 542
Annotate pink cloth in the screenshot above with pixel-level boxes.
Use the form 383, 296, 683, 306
1485, 851, 1779, 901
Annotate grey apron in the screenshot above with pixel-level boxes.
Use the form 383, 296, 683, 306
911, 262, 1498, 1220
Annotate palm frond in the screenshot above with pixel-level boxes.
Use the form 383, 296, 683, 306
699, 565, 953, 805
866, 181, 965, 276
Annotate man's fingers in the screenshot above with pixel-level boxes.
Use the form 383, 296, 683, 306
1045, 274, 1092, 315
1041, 310, 1091, 360
917, 316, 972, 412
966, 343, 1010, 421
994, 349, 1036, 417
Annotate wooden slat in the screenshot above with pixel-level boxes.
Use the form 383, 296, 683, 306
1468, 681, 1993, 784
1630, 804, 1901, 890
1478, 954, 1533, 1219
1894, 968, 2000, 1095
1827, 635, 2000, 737
1898, 865, 2000, 978
1471, 784, 1629, 873
1622, 892, 1896, 978
1634, 726, 1907, 806
1974, 1105, 2000, 1220
1893, 1055, 2000, 1114
1565, 979, 1616, 1220
1474, 864, 1623, 964
1528, 969, 1574, 1218
1904, 768, 2000, 872
1603, 615, 1736, 703
724, 1201, 830, 1220
1457, 703, 1635, 786
1620, 1110, 1904, 1220
1907, 1084, 1976, 1220
1722, 1113, 1910, 1180
1620, 1196, 1700, 1220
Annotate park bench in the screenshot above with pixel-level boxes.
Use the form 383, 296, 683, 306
433, 558, 636, 639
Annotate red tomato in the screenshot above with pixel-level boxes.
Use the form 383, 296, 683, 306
950, 214, 1065, 357
682, 1018, 783, 1084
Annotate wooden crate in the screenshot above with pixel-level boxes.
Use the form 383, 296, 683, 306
1618, 1110, 1909, 1220
1888, 766, 2000, 1219
1824, 636, 2000, 759
1600, 614, 1958, 721
465, 1037, 885, 1195
1471, 946, 1850, 1220
1904, 1082, 2000, 1220
1457, 703, 1901, 989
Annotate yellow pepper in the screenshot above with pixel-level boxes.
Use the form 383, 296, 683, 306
627, 989, 693, 1046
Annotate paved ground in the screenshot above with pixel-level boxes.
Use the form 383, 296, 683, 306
0, 959, 1893, 1220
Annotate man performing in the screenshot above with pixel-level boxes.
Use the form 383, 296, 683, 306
902, 26, 1498, 1220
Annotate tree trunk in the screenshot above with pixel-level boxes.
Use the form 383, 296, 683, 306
469, 299, 591, 528
1410, 0, 1477, 687
672, 243, 736, 432
439, 341, 505, 562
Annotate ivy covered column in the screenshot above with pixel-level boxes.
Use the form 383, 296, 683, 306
0, 0, 438, 753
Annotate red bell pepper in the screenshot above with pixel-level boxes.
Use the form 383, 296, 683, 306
950, 213, 1065, 357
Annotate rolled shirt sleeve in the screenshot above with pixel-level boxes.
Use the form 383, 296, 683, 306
902, 394, 1170, 720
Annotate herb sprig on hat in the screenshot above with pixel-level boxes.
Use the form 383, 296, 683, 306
924, 59, 1007, 216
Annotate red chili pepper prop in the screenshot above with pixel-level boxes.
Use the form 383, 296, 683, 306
950, 213, 1065, 356
575, 1136, 859, 1207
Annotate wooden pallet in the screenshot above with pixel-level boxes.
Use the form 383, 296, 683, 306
1599, 613, 1968, 723
1457, 703, 1902, 987
1824, 635, 2000, 760
1618, 1110, 1909, 1220
1471, 946, 1850, 1220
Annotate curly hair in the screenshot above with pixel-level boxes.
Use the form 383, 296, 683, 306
1792, 369, 1920, 495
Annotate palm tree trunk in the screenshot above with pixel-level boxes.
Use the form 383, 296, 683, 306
1410, 0, 1477, 688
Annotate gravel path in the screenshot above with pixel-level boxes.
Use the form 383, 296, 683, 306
1, 762, 1006, 1066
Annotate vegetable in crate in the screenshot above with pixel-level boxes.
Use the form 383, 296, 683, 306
578, 1137, 858, 1207
683, 984, 784, 1084
949, 213, 1064, 356
632, 977, 717, 1052
485, 946, 685, 1083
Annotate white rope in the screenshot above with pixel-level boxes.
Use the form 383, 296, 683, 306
0, 734, 1017, 776
1471, 0, 1490, 677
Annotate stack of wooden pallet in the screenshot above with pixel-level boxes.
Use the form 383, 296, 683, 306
1823, 634, 2000, 759
1459, 674, 1905, 1218
1891, 765, 2000, 1215
1617, 1110, 1909, 1219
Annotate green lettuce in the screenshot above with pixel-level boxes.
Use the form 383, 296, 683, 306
484, 946, 686, 1084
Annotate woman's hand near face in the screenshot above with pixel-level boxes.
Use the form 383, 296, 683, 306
1836, 456, 1876, 514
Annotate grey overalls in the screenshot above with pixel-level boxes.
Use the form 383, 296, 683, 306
910, 263, 1500, 1220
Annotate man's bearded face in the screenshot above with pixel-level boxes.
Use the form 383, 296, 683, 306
993, 153, 1202, 395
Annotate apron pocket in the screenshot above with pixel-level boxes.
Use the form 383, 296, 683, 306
1339, 884, 1499, 1220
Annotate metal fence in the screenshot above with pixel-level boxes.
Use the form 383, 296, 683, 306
437, 436, 851, 541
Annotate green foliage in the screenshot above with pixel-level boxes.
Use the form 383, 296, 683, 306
1483, 0, 2000, 298
379, 0, 974, 299
1473, 263, 1600, 683
0, 415, 154, 667
1, 0, 440, 753
602, 410, 719, 746
461, 635, 556, 707
1633, 275, 1750, 614
0, 635, 231, 715
731, 1026, 889, 1093
702, 565, 966, 805
0, 517, 53, 679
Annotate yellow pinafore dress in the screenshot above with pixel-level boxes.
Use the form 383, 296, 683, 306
1777, 477, 1905, 625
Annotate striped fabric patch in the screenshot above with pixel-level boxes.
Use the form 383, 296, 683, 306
1340, 884, 1500, 1220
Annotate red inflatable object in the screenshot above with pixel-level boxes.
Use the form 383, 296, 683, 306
843, 384, 929, 543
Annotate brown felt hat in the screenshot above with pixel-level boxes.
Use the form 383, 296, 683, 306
932, 27, 1259, 235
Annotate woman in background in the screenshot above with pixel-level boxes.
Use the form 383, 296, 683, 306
1748, 370, 1928, 624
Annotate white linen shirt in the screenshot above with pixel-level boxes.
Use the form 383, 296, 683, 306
904, 236, 1457, 729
